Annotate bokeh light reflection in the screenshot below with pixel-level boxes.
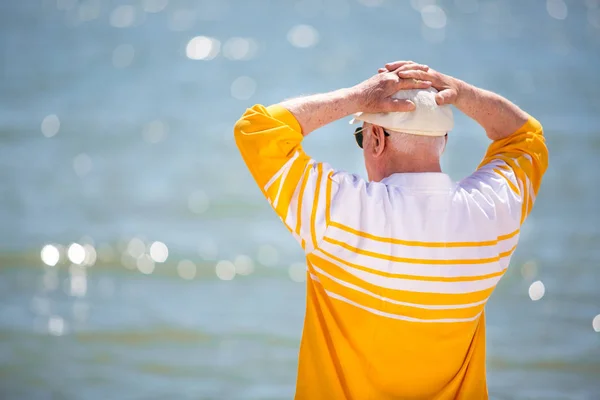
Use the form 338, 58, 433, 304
186, 36, 220, 60
73, 153, 93, 177
48, 316, 66, 336
142, 0, 169, 14
136, 254, 155, 274
177, 260, 197, 280
223, 37, 258, 61
528, 280, 546, 301
127, 238, 146, 259
547, 0, 568, 20
142, 120, 168, 143
257, 244, 279, 267
233, 255, 254, 276
41, 114, 60, 138
67, 243, 86, 265
149, 241, 169, 263
287, 24, 319, 48
188, 190, 210, 214
110, 5, 136, 28
421, 5, 447, 29
41, 244, 60, 267
215, 260, 236, 280
593, 314, 600, 332
69, 265, 88, 297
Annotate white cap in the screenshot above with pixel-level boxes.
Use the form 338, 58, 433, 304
349, 87, 453, 137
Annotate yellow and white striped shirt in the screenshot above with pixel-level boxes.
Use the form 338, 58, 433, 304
234, 104, 548, 399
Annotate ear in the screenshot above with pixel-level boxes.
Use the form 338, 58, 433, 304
371, 125, 387, 157
443, 133, 448, 154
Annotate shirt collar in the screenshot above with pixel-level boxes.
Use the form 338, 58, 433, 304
380, 172, 455, 191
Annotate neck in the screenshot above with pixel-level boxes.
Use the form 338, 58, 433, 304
375, 153, 442, 181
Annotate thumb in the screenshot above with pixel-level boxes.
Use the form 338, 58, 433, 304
385, 99, 416, 112
435, 89, 457, 105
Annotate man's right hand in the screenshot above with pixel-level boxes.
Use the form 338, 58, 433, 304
380, 61, 463, 107
382, 61, 530, 141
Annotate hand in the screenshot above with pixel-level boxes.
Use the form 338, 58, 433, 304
351, 62, 432, 114
381, 61, 462, 106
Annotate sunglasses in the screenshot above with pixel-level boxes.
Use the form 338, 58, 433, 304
353, 127, 390, 149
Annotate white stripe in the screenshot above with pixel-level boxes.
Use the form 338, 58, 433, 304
325, 225, 519, 263
324, 290, 482, 323
311, 265, 488, 310
493, 160, 521, 195
295, 161, 317, 248
317, 238, 513, 279
273, 153, 300, 209
284, 162, 312, 233
310, 273, 320, 282
264, 150, 300, 192
528, 180, 536, 203
312, 250, 503, 294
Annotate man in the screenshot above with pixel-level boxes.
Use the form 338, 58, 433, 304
233, 61, 548, 399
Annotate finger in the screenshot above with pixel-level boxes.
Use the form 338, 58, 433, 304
394, 64, 429, 73
384, 99, 416, 112
435, 89, 457, 105
385, 60, 429, 72
384, 60, 414, 71
378, 68, 387, 73
396, 70, 434, 81
398, 78, 432, 90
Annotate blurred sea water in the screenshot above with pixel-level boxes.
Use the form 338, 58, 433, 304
1, 0, 600, 398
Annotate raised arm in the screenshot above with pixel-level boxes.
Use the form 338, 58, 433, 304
383, 62, 549, 224
383, 62, 527, 140
234, 63, 432, 251
280, 62, 431, 136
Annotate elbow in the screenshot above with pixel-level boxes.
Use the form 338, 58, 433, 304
233, 117, 245, 142
233, 109, 257, 148
233, 105, 265, 142
530, 117, 544, 137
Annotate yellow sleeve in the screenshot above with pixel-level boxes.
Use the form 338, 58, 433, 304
234, 104, 334, 252
476, 117, 549, 224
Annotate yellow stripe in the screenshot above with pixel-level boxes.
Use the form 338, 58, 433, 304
294, 164, 311, 237
323, 236, 517, 265
500, 157, 531, 223
325, 171, 333, 226
308, 261, 485, 320
307, 253, 496, 305
274, 156, 309, 221
328, 221, 519, 248
310, 163, 324, 249
317, 248, 507, 281
494, 168, 521, 196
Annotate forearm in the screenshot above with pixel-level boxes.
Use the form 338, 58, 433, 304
453, 80, 530, 141
279, 88, 360, 136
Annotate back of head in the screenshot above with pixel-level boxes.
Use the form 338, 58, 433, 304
387, 130, 446, 159
351, 88, 453, 177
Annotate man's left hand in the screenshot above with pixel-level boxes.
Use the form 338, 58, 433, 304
350, 61, 432, 114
